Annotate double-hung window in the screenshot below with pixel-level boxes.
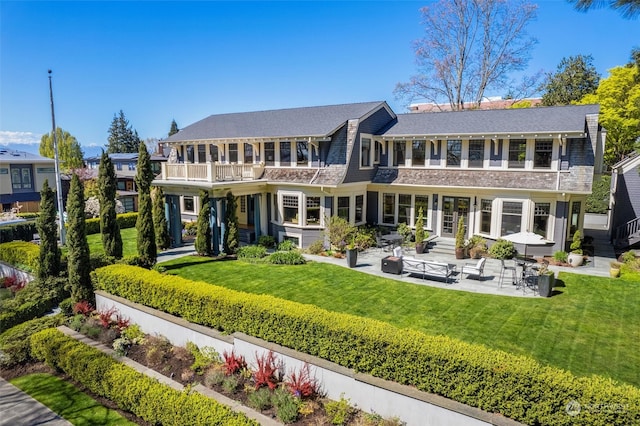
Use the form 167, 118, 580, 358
481, 199, 492, 234
508, 139, 527, 168
337, 197, 350, 220
534, 203, 551, 238
355, 195, 364, 222
228, 143, 238, 163
361, 138, 371, 167
501, 201, 522, 235
468, 139, 484, 168
264, 142, 275, 166
283, 195, 298, 223
534, 140, 553, 168
393, 141, 405, 166
280, 142, 291, 166
412, 140, 426, 167
296, 141, 308, 166
306, 196, 320, 225
244, 144, 253, 164
383, 193, 395, 224
198, 145, 206, 163
447, 140, 462, 167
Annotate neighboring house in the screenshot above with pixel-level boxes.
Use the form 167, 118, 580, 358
0, 149, 57, 213
609, 152, 640, 250
153, 101, 603, 255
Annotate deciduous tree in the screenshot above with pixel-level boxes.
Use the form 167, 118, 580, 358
36, 179, 60, 279
195, 190, 212, 256
152, 187, 171, 251
98, 151, 122, 259
135, 142, 157, 267
106, 110, 141, 153
395, 0, 538, 110
39, 127, 84, 170
66, 173, 92, 303
540, 55, 600, 106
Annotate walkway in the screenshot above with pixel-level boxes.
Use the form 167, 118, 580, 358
0, 377, 71, 426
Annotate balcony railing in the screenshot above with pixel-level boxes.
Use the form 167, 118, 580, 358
161, 162, 265, 183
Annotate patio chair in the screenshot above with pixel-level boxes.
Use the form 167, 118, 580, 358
499, 259, 518, 288
461, 257, 486, 280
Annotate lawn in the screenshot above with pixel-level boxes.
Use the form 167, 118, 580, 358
160, 255, 640, 388
62, 227, 138, 258
10, 373, 136, 426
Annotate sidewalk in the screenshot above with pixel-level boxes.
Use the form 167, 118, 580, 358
0, 377, 71, 426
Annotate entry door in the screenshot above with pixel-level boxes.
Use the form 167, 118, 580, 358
441, 197, 470, 237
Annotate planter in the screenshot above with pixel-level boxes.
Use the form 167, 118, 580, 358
567, 252, 584, 267
537, 273, 555, 297
346, 249, 358, 268
455, 247, 465, 259
415, 242, 426, 254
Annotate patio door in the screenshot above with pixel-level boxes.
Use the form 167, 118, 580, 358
441, 196, 470, 237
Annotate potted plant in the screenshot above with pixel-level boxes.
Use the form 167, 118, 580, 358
536, 262, 555, 297
610, 261, 622, 278
466, 235, 487, 259
567, 230, 584, 267
345, 234, 358, 268
414, 207, 427, 254
455, 216, 465, 259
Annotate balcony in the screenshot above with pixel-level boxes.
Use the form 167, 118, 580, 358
160, 162, 265, 183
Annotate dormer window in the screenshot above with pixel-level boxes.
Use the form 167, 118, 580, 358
361, 138, 371, 167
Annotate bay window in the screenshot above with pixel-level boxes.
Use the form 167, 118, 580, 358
355, 195, 364, 222
306, 196, 320, 225
534, 203, 551, 238
501, 201, 522, 235
337, 196, 349, 220
283, 195, 298, 223
383, 193, 395, 224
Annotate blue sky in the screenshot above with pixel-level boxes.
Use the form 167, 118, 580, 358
1, 1, 638, 156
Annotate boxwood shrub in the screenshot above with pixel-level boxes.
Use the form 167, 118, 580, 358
0, 314, 64, 366
0, 241, 39, 273
0, 221, 38, 243
85, 212, 138, 235
30, 328, 257, 426
92, 265, 640, 426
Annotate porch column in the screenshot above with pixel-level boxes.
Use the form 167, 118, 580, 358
211, 198, 220, 256
253, 194, 261, 240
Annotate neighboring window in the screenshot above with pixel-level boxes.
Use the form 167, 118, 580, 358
383, 193, 395, 224
128, 162, 135, 171
361, 138, 371, 167
534, 202, 551, 238
534, 140, 552, 168
116, 162, 122, 171
355, 195, 364, 222
501, 201, 522, 235
398, 194, 411, 224
570, 201, 581, 236
296, 141, 308, 166
243, 144, 253, 164
183, 196, 195, 213
412, 140, 426, 167
121, 198, 134, 212
468, 139, 484, 168
209, 144, 219, 162
186, 145, 194, 163
415, 195, 428, 227
374, 141, 382, 164
337, 196, 349, 220
280, 142, 291, 166
393, 141, 405, 166
447, 140, 462, 167
198, 145, 206, 163
481, 199, 492, 234
117, 181, 126, 191
228, 143, 238, 163
283, 195, 298, 223
508, 139, 526, 168
306, 196, 321, 225
264, 142, 275, 166
10, 165, 33, 191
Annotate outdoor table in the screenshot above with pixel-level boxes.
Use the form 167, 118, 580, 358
382, 233, 404, 248
516, 259, 539, 290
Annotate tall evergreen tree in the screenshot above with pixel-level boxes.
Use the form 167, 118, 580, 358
66, 173, 92, 303
223, 191, 239, 255
106, 110, 141, 153
135, 142, 157, 267
98, 151, 123, 258
169, 119, 179, 136
36, 179, 60, 279
540, 55, 600, 106
195, 190, 212, 256
152, 187, 171, 250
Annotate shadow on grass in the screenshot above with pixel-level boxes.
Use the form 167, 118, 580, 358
161, 255, 234, 271
550, 278, 565, 297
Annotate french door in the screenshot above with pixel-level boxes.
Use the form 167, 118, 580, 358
441, 196, 470, 237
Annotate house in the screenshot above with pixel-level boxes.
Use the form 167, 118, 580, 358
0, 149, 58, 213
153, 101, 603, 255
609, 152, 640, 250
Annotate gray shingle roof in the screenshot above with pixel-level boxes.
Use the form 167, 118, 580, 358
166, 101, 387, 142
380, 104, 600, 137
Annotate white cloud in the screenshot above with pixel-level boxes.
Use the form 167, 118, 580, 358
0, 131, 41, 146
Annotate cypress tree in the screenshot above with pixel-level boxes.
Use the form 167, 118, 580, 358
66, 173, 92, 303
223, 191, 239, 255
135, 142, 157, 267
195, 190, 212, 256
98, 151, 123, 258
152, 186, 171, 250
36, 179, 60, 279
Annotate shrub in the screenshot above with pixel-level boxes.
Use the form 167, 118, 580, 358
277, 240, 297, 252
0, 221, 38, 243
307, 239, 325, 255
223, 349, 247, 375
222, 374, 240, 393
553, 251, 568, 263
0, 241, 40, 273
622, 250, 636, 264
58, 297, 74, 316
204, 366, 226, 388
266, 251, 306, 265
182, 221, 198, 236
257, 235, 276, 249
272, 386, 300, 423
324, 394, 355, 426
0, 277, 68, 331
73, 300, 94, 316
570, 230, 583, 254
253, 350, 281, 390
237, 245, 268, 260
90, 253, 117, 271
85, 212, 138, 235
0, 314, 64, 367
396, 222, 412, 244
285, 363, 318, 398
187, 341, 219, 375
247, 387, 272, 411
488, 239, 516, 260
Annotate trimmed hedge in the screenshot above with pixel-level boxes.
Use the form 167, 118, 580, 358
0, 277, 68, 332
30, 328, 257, 426
0, 221, 38, 243
0, 241, 39, 273
93, 265, 640, 426
0, 314, 64, 366
85, 212, 138, 235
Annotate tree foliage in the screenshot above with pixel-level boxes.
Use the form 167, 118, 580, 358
39, 127, 84, 170
395, 0, 538, 110
586, 174, 611, 214
570, 0, 640, 18
135, 143, 157, 267
36, 179, 60, 279
66, 173, 92, 303
98, 152, 123, 259
540, 54, 600, 106
223, 192, 239, 255
169, 119, 179, 137
152, 187, 171, 251
106, 110, 141, 153
195, 190, 212, 256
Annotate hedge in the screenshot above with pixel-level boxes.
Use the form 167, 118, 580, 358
0, 221, 38, 243
0, 314, 65, 366
0, 278, 68, 332
93, 265, 640, 426
0, 241, 39, 274
30, 328, 257, 426
85, 212, 138, 235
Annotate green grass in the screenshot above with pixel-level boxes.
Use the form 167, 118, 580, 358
10, 373, 136, 425
160, 255, 640, 388
61, 227, 138, 258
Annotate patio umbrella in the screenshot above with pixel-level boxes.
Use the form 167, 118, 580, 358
501, 231, 552, 259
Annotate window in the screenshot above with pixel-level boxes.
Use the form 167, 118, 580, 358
481, 199, 492, 234
415, 195, 428, 226
244, 144, 253, 164
128, 162, 136, 171
117, 181, 126, 191
534, 140, 552, 168
121, 197, 134, 212
228, 143, 238, 163
383, 193, 395, 224
501, 201, 522, 235
264, 142, 275, 166
116, 162, 122, 171
280, 142, 291, 166
508, 139, 526, 168
198, 145, 206, 163
240, 196, 246, 213
447, 140, 462, 167
10, 165, 33, 191
534, 202, 550, 238
398, 194, 411, 224
283, 195, 298, 223
570, 201, 581, 236
361, 138, 371, 167
183, 196, 195, 213
468, 140, 485, 168
306, 196, 320, 224
374, 141, 382, 164
355, 195, 364, 222
338, 196, 349, 220
296, 141, 308, 166
186, 145, 194, 163
209, 144, 219, 162
412, 140, 426, 167
393, 141, 405, 166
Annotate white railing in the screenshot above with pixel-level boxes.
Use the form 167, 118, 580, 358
161, 162, 265, 183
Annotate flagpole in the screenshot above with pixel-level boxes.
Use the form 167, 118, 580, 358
48, 70, 66, 245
